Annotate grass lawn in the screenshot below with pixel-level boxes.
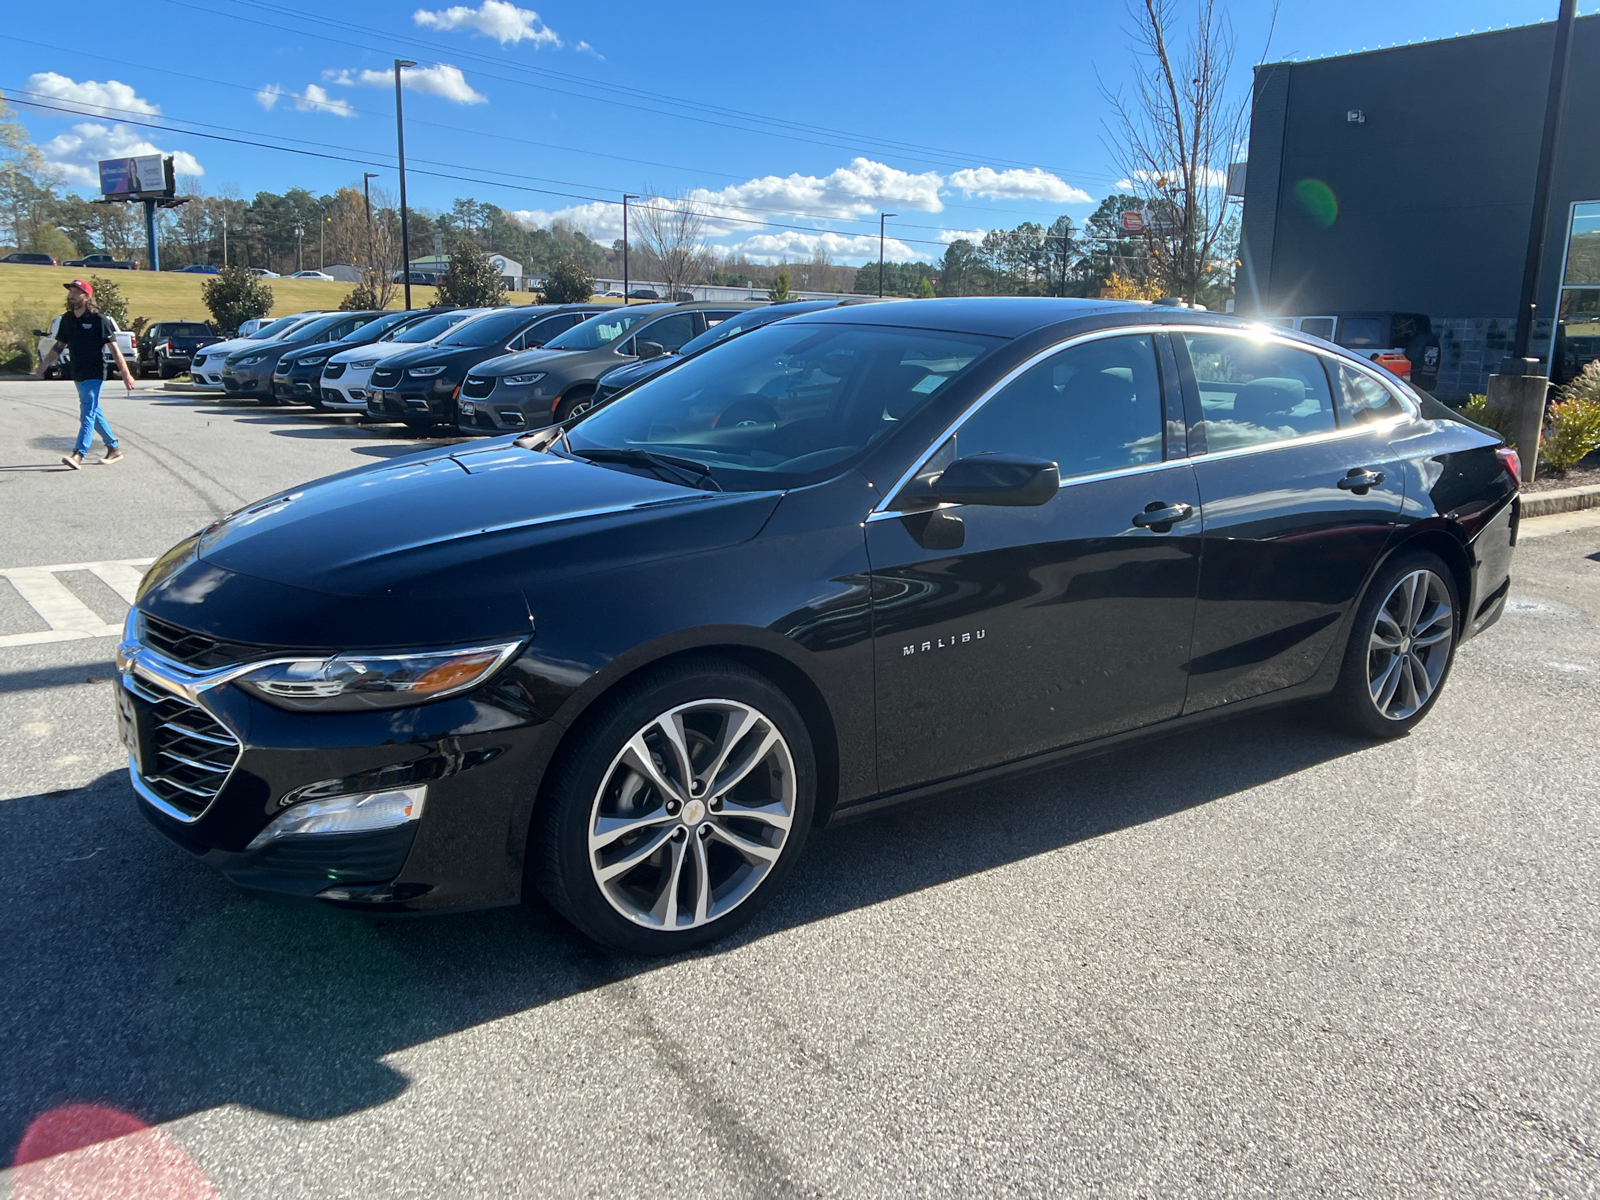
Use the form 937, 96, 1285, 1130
0, 263, 556, 326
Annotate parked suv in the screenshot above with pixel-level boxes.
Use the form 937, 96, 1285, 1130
271, 309, 442, 405
1268, 312, 1440, 391
222, 311, 384, 401
137, 321, 221, 379
366, 305, 604, 430
456, 301, 757, 434
319, 308, 489, 413
63, 253, 138, 270
2, 252, 56, 266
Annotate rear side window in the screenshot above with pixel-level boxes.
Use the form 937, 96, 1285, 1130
1390, 314, 1428, 344
1184, 332, 1336, 451
1334, 318, 1386, 348
1331, 360, 1407, 425
957, 334, 1165, 479
1298, 317, 1335, 341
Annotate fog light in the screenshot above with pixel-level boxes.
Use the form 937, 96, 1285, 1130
246, 785, 426, 850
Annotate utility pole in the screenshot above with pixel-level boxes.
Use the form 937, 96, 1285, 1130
363, 172, 379, 293
320, 215, 329, 270
879, 212, 896, 298
622, 193, 638, 304
294, 224, 303, 273
394, 59, 417, 310
1487, 0, 1577, 483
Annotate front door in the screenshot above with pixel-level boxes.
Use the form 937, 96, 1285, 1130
1175, 329, 1408, 713
868, 332, 1202, 794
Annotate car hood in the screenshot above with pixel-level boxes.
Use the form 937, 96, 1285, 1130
137, 440, 783, 648
196, 337, 255, 358
600, 355, 677, 390
371, 342, 480, 370
226, 337, 305, 362
469, 346, 587, 377
328, 340, 423, 365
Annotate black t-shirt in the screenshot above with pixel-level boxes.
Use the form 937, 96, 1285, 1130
55, 311, 115, 381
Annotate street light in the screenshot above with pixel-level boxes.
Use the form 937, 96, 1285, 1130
622, 193, 638, 304
879, 212, 897, 298
294, 223, 304, 273
363, 172, 379, 294
394, 59, 417, 310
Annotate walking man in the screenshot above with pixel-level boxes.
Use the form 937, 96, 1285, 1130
35, 279, 133, 469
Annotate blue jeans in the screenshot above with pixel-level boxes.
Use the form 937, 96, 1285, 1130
73, 378, 118, 458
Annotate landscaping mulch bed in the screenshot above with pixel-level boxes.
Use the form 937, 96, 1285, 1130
1527, 454, 1600, 493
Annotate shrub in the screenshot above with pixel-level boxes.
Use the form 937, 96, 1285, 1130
27, 224, 77, 263
916, 276, 936, 299
1542, 361, 1600, 475
340, 282, 380, 311
435, 242, 505, 308
0, 300, 49, 370
1459, 393, 1516, 448
768, 268, 793, 303
541, 255, 593, 304
203, 267, 275, 335
87, 275, 129, 327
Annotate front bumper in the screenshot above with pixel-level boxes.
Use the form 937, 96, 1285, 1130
221, 368, 271, 395
272, 374, 320, 402
454, 381, 548, 434
368, 382, 459, 422
116, 627, 554, 911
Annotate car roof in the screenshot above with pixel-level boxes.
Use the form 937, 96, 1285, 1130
786, 296, 1185, 338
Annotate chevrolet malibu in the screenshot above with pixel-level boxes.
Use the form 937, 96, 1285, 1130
118, 299, 1518, 954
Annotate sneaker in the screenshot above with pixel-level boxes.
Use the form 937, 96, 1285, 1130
61, 452, 83, 471
102, 447, 124, 464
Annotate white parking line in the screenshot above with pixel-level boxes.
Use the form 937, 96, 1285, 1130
0, 558, 154, 647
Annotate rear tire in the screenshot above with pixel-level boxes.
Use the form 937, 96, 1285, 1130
1326, 549, 1460, 739
531, 658, 815, 954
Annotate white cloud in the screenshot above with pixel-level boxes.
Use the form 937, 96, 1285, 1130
1115, 167, 1229, 190
721, 231, 930, 265
255, 84, 283, 111
689, 157, 945, 222
322, 69, 356, 86
947, 166, 1091, 204
413, 0, 560, 46
350, 64, 487, 104
937, 228, 988, 244
23, 73, 160, 119
40, 122, 203, 187
258, 82, 356, 116
575, 40, 602, 58
510, 201, 621, 241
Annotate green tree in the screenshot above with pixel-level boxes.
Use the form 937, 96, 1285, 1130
915, 276, 936, 299
86, 275, 129, 327
0, 93, 56, 252
339, 282, 381, 310
768, 267, 793, 302
203, 267, 275, 334
28, 224, 76, 262
937, 240, 981, 297
541, 254, 593, 304
436, 240, 505, 308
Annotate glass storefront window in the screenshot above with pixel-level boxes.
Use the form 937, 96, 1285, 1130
1552, 201, 1600, 383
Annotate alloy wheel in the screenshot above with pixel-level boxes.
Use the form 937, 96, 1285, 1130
588, 699, 796, 931
1367, 569, 1454, 721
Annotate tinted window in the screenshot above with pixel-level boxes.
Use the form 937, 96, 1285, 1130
634, 313, 699, 354
1390, 313, 1428, 344
338, 311, 410, 342
386, 311, 474, 343
1184, 332, 1336, 451
439, 310, 531, 348
1298, 317, 1335, 341
567, 322, 996, 490
519, 313, 580, 348
171, 323, 211, 337
956, 335, 1164, 479
248, 316, 305, 340
1331, 360, 1407, 425
678, 304, 830, 357
546, 309, 661, 350
1334, 318, 1386, 348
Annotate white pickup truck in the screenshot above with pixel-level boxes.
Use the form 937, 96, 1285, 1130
35, 314, 138, 379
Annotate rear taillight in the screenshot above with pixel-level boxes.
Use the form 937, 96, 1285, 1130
1496, 447, 1521, 486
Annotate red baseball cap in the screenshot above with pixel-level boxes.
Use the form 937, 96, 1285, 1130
64, 279, 94, 297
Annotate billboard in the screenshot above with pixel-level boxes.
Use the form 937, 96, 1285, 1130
98, 155, 172, 198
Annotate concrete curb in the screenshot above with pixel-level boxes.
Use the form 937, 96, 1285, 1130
1522, 483, 1600, 519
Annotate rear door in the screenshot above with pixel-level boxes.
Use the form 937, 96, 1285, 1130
1175, 328, 1407, 713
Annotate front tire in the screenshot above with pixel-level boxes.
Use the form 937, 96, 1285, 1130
532, 659, 815, 954
1327, 549, 1460, 738
553, 387, 594, 423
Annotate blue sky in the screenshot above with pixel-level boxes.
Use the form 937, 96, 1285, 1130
3, 0, 1589, 264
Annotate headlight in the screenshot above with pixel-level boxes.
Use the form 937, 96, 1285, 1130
503, 372, 545, 386
300, 356, 327, 368
234, 354, 267, 367
408, 364, 447, 377
353, 359, 378, 369
235, 641, 521, 711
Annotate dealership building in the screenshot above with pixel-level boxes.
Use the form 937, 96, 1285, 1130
1237, 15, 1600, 397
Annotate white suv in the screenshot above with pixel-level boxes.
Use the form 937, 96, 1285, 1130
319, 308, 488, 412
189, 312, 327, 389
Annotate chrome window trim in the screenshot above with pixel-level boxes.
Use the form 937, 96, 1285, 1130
871, 324, 1177, 518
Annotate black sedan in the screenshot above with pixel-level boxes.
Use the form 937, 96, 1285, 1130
118, 299, 1518, 954
367, 305, 603, 430
270, 309, 443, 405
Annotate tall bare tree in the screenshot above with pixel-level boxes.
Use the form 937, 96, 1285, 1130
1103, 0, 1272, 304
634, 191, 712, 297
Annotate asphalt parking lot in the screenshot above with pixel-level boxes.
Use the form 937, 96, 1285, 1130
1, 377, 1597, 1198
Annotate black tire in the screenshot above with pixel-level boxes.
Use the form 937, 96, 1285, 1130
552, 387, 593, 423
531, 657, 816, 954
1326, 549, 1461, 739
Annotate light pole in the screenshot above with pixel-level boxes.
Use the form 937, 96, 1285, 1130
294, 224, 304, 273
879, 212, 897, 298
622, 193, 638, 304
320, 215, 329, 270
363, 172, 379, 294
394, 59, 417, 310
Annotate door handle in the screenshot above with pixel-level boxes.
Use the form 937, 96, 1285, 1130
1337, 467, 1386, 493
1131, 501, 1194, 530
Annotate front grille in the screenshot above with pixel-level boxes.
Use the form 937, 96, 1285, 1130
461, 375, 494, 399
140, 614, 267, 670
125, 674, 241, 818
322, 361, 346, 379
371, 367, 402, 388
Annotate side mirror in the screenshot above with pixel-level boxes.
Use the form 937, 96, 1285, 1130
912, 454, 1059, 507
637, 340, 666, 360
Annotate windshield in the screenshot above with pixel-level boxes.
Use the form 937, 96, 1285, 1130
386, 310, 478, 343
336, 311, 410, 343
283, 314, 351, 343
248, 316, 307, 340
676, 303, 831, 358
439, 309, 534, 348
546, 308, 660, 351
565, 322, 997, 491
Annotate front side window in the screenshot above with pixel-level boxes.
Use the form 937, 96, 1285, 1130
566, 322, 996, 491
1331, 360, 1407, 425
1184, 331, 1336, 451
545, 309, 657, 351
632, 313, 699, 354
955, 334, 1165, 479
1333, 318, 1386, 349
